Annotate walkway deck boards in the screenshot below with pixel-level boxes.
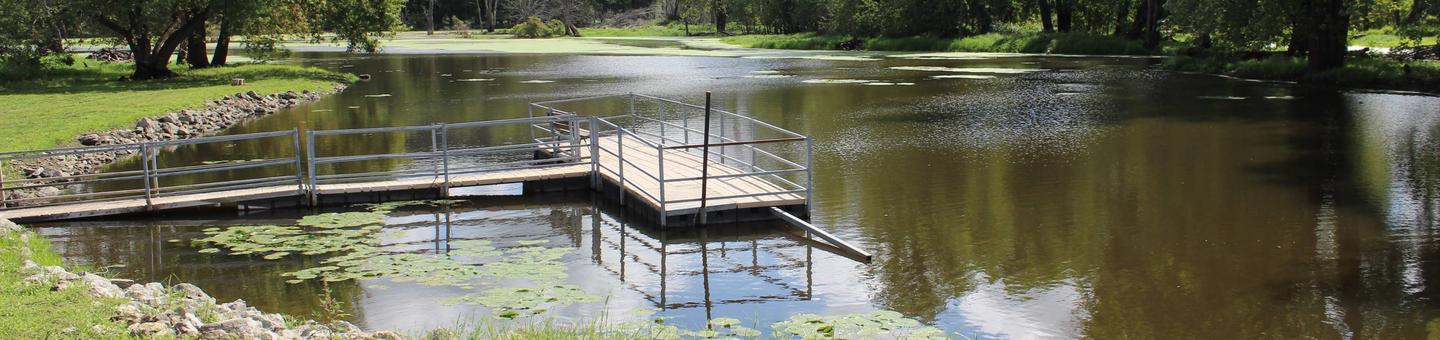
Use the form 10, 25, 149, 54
590, 134, 804, 216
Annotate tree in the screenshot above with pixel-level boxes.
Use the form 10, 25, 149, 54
76, 0, 212, 79
309, 0, 408, 53
426, 0, 437, 34
1304, 0, 1351, 71
0, 0, 71, 67
1039, 0, 1056, 32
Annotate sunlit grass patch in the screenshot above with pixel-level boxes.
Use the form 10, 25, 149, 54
0, 59, 355, 153
0, 230, 130, 338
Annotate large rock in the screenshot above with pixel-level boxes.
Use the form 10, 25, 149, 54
128, 322, 174, 337
0, 218, 19, 232
82, 273, 125, 299
78, 134, 105, 146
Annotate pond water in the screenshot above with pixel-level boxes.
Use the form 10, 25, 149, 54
31, 50, 1440, 338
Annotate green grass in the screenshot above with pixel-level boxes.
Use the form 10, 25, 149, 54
721, 32, 1154, 55
0, 59, 355, 153
1164, 55, 1440, 92
578, 21, 749, 37
0, 229, 132, 338
1349, 28, 1439, 48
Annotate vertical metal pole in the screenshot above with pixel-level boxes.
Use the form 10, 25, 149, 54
695, 92, 714, 225
527, 104, 536, 142
306, 130, 318, 207
749, 115, 758, 172
805, 137, 814, 217
681, 101, 690, 144
291, 129, 305, 195
140, 144, 153, 209
617, 126, 625, 206
717, 99, 725, 166
590, 117, 600, 191
0, 159, 7, 209
657, 145, 666, 227
660, 99, 667, 144
568, 117, 581, 163
149, 147, 161, 200
548, 109, 561, 155
440, 124, 451, 197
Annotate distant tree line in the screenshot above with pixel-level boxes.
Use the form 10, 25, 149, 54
1, 0, 406, 80
403, 0, 1437, 71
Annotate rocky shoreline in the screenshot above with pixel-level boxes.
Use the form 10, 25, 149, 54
6, 85, 346, 203
1, 218, 401, 339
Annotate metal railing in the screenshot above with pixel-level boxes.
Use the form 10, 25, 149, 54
529, 93, 814, 224
0, 130, 305, 210
306, 115, 595, 205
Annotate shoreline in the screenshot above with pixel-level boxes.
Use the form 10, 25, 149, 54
6, 83, 349, 203
0, 217, 402, 339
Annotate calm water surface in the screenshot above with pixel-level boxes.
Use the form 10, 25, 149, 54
32, 51, 1440, 338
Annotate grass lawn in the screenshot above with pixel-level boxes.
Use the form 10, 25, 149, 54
721, 32, 1155, 55
0, 60, 355, 153
0, 229, 131, 338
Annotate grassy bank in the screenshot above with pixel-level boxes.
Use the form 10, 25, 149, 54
0, 227, 129, 337
1165, 55, 1440, 92
0, 60, 355, 153
721, 32, 1154, 55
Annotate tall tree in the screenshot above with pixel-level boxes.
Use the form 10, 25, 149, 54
1039, 0, 1055, 32
1304, 0, 1350, 71
1056, 0, 1075, 32
426, 0, 437, 34
78, 0, 212, 79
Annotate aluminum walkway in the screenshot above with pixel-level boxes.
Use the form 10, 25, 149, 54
0, 94, 814, 227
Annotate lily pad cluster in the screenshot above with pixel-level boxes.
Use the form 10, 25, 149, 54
770, 311, 945, 339
442, 285, 598, 319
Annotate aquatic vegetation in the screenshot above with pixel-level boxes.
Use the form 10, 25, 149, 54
454, 78, 495, 82
930, 75, 996, 80
743, 74, 795, 78
190, 224, 382, 257
802, 79, 874, 84
443, 285, 599, 319
769, 311, 945, 339
357, 200, 467, 214
296, 212, 386, 228
889, 66, 1045, 73
363, 94, 393, 98
519, 80, 556, 84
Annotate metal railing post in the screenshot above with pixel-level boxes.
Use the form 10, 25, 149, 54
440, 124, 451, 197
0, 159, 7, 209
805, 136, 814, 217
695, 92, 714, 225
148, 146, 161, 202
659, 99, 667, 144
306, 130, 318, 207
681, 102, 689, 144
589, 117, 600, 191
548, 109, 561, 154
657, 145, 666, 227
568, 117, 581, 162
617, 127, 626, 206
528, 104, 536, 142
139, 144, 153, 210
291, 129, 305, 195
628, 92, 636, 119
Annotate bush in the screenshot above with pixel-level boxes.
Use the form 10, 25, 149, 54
511, 16, 551, 38
448, 15, 472, 38
722, 32, 1153, 55
547, 19, 568, 37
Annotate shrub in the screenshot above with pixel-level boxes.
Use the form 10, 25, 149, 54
547, 19, 568, 37
511, 16, 551, 38
448, 15, 471, 38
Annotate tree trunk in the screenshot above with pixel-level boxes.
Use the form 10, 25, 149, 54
1056, 0, 1074, 32
1405, 0, 1427, 25
1039, 0, 1054, 32
185, 20, 210, 68
1141, 0, 1163, 50
714, 0, 727, 34
1127, 0, 1149, 39
1113, 0, 1131, 36
1306, 0, 1349, 71
969, 0, 992, 34
1286, 14, 1309, 56
426, 0, 436, 35
212, 18, 231, 66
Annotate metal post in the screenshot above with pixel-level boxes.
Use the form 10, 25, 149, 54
527, 104, 536, 142
805, 137, 814, 217
695, 92, 714, 225
306, 130, 318, 207
749, 115, 758, 172
0, 159, 7, 209
291, 129, 305, 195
548, 109, 561, 155
440, 124, 451, 197
589, 117, 600, 191
660, 100, 667, 144
568, 117, 581, 163
657, 145, 666, 227
717, 99, 725, 166
681, 101, 689, 144
140, 144, 153, 209
617, 126, 625, 206
149, 147, 161, 201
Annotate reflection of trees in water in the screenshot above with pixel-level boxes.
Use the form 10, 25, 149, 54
809, 84, 1440, 337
